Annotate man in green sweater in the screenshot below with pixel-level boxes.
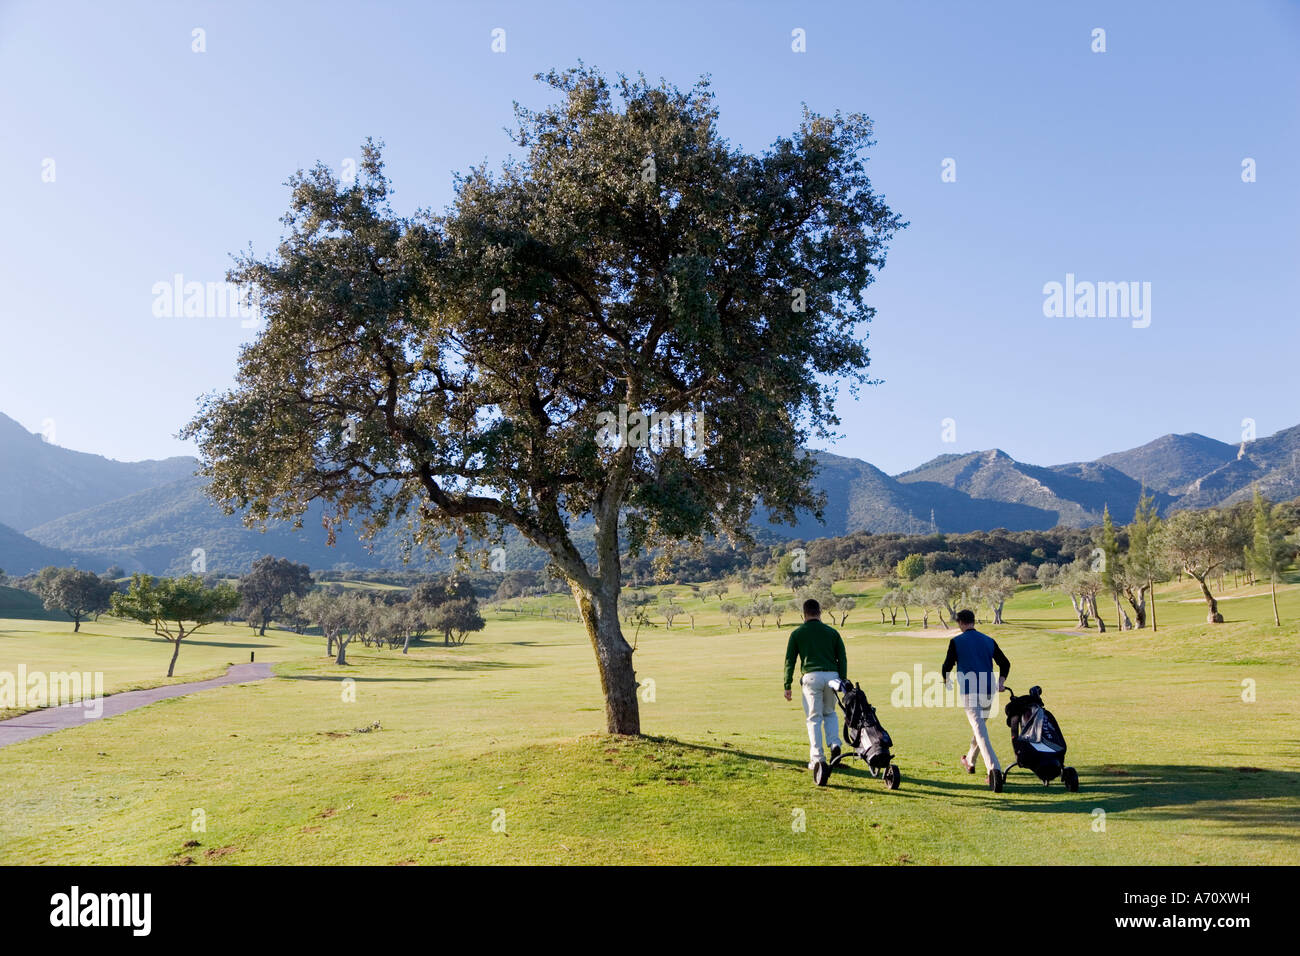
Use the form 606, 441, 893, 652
783, 598, 848, 769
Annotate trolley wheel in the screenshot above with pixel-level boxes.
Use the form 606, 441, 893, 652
989, 768, 1004, 793
884, 764, 901, 790
812, 761, 831, 787
1062, 767, 1079, 792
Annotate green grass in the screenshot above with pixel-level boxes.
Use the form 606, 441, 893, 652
1, 576, 1297, 864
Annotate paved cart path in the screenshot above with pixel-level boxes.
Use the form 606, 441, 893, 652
0, 662, 273, 749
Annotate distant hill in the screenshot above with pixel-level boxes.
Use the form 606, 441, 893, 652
1174, 424, 1300, 510
22, 474, 589, 576
0, 522, 100, 576
0, 412, 195, 530
1095, 433, 1239, 494
894, 449, 1174, 527
4, 407, 1300, 571
778, 450, 1057, 537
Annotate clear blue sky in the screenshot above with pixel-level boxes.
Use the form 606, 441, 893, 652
3, 0, 1297, 473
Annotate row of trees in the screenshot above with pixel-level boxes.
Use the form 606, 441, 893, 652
869, 489, 1296, 631
301, 579, 485, 664
877, 562, 1017, 628
1041, 490, 1293, 630
16, 555, 487, 675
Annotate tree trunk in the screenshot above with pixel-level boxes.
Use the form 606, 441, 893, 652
1069, 595, 1086, 627
1194, 574, 1224, 622
902, 606, 910, 626
167, 637, 182, 677
1125, 587, 1147, 628
402, 633, 411, 654
993, 601, 1004, 625
336, 637, 348, 665
327, 634, 336, 657
574, 586, 640, 735
1270, 575, 1280, 626
1089, 595, 1106, 633
74, 617, 81, 632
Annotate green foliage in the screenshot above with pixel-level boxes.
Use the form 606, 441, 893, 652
895, 553, 925, 581
1245, 489, 1289, 581
110, 573, 240, 675
430, 598, 486, 646
111, 574, 240, 640
33, 567, 115, 630
238, 555, 313, 634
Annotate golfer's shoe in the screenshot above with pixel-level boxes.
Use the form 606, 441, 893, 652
960, 754, 976, 774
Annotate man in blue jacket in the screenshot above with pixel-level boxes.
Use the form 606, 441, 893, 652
941, 608, 1011, 789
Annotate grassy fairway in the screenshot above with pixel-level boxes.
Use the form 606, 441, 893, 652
0, 586, 321, 720
1, 577, 1297, 865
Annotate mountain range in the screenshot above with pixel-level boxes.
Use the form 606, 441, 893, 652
2, 410, 1298, 576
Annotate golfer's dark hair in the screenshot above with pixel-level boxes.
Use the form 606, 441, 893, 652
956, 608, 976, 625
803, 598, 821, 617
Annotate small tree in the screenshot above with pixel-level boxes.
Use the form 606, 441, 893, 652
661, 601, 682, 629
302, 589, 348, 659
835, 595, 856, 626
431, 598, 486, 646
111, 574, 240, 676
1052, 560, 1099, 629
975, 560, 1017, 625
37, 568, 115, 632
1121, 488, 1163, 629
895, 553, 925, 581
878, 590, 896, 625
738, 600, 759, 632
1158, 509, 1246, 623
238, 556, 313, 636
917, 571, 961, 626
1245, 488, 1289, 626
1098, 505, 1129, 630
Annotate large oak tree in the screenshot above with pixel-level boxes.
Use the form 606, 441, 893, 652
185, 67, 904, 734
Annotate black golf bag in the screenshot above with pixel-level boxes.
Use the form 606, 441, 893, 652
840, 680, 894, 770
1002, 685, 1078, 791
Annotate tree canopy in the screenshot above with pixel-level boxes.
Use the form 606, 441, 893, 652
184, 66, 904, 732
111, 574, 240, 676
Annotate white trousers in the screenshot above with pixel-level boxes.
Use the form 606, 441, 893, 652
964, 701, 1001, 773
800, 671, 841, 762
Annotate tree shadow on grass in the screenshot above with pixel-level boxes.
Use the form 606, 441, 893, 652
656, 739, 1299, 834
116, 634, 281, 650
277, 674, 450, 683
915, 764, 1300, 841
657, 737, 922, 796
279, 658, 535, 679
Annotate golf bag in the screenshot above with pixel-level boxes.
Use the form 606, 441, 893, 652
1002, 685, 1078, 790
837, 679, 894, 771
